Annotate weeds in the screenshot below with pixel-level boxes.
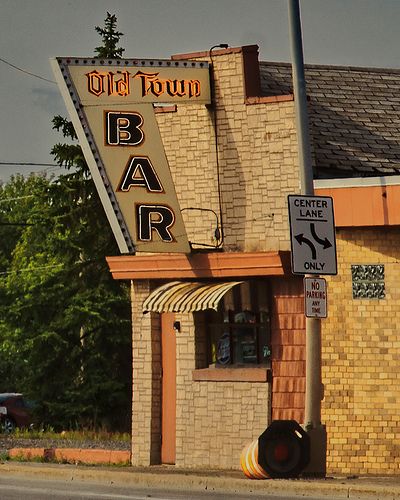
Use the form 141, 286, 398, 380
11, 427, 130, 442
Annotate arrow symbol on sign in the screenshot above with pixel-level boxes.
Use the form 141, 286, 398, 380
310, 223, 332, 249
295, 233, 317, 260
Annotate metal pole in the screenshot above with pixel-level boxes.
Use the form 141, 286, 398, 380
288, 0, 314, 197
287, 0, 322, 429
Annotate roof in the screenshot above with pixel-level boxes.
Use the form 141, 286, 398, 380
259, 62, 400, 179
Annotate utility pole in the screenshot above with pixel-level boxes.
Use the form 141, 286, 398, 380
287, 0, 327, 476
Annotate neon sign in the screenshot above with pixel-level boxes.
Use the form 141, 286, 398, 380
133, 71, 201, 99
86, 69, 202, 100
86, 70, 130, 97
52, 57, 210, 254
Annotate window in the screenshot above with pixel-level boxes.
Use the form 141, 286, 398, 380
351, 264, 385, 299
206, 281, 271, 367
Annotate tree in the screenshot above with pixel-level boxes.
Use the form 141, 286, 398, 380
94, 12, 125, 58
0, 174, 55, 392
0, 14, 132, 431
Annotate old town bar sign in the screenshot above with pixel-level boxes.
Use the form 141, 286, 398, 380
51, 58, 211, 253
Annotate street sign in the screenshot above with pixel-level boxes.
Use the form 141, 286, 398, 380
304, 277, 327, 318
288, 195, 337, 275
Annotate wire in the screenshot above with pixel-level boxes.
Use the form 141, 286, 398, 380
0, 195, 34, 204
0, 222, 35, 227
0, 162, 63, 179
0, 57, 56, 84
0, 162, 58, 167
0, 256, 109, 277
0, 263, 64, 276
209, 44, 229, 248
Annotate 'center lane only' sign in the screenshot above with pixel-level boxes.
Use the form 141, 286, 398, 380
288, 195, 337, 275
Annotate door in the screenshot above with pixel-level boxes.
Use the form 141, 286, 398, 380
161, 313, 176, 464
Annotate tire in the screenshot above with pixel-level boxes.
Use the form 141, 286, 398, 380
1, 417, 16, 434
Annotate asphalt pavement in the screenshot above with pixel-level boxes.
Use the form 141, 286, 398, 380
1, 461, 400, 499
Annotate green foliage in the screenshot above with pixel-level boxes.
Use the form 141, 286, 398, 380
52, 116, 77, 141
0, 173, 132, 430
0, 13, 132, 432
94, 12, 125, 58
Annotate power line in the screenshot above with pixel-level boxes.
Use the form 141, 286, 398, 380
0, 263, 64, 276
0, 222, 34, 226
0, 162, 63, 179
0, 195, 34, 204
0, 57, 56, 84
0, 162, 58, 167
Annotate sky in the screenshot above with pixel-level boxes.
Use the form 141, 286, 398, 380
1, 0, 400, 182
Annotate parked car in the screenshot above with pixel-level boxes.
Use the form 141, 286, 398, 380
0, 393, 33, 433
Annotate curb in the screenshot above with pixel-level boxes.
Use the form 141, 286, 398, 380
2, 462, 400, 498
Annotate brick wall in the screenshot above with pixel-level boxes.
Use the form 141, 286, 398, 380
130, 280, 162, 466
324, 227, 400, 474
124, 47, 400, 475
129, 47, 303, 470
175, 314, 270, 469
130, 283, 271, 469
156, 48, 299, 252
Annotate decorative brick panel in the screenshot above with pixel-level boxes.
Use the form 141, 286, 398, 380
270, 277, 306, 423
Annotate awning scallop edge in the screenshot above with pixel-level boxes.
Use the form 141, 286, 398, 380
142, 281, 243, 313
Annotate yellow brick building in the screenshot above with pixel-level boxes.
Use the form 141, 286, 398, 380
103, 46, 400, 474
323, 227, 400, 474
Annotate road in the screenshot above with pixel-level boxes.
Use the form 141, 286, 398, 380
0, 474, 349, 500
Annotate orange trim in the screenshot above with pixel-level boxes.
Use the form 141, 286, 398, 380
8, 447, 130, 464
106, 251, 290, 280
154, 105, 177, 114
8, 448, 45, 460
52, 448, 130, 465
161, 313, 176, 464
316, 184, 400, 227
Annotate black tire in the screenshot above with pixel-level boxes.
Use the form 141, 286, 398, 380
1, 417, 16, 434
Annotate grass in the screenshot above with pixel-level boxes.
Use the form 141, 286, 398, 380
11, 428, 131, 442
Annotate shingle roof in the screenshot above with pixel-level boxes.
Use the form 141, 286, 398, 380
259, 62, 400, 179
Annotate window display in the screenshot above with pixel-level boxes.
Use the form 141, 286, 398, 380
207, 281, 271, 366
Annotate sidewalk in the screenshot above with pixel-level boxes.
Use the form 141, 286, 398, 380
2, 460, 400, 498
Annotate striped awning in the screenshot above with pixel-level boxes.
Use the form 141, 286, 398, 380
142, 281, 243, 313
